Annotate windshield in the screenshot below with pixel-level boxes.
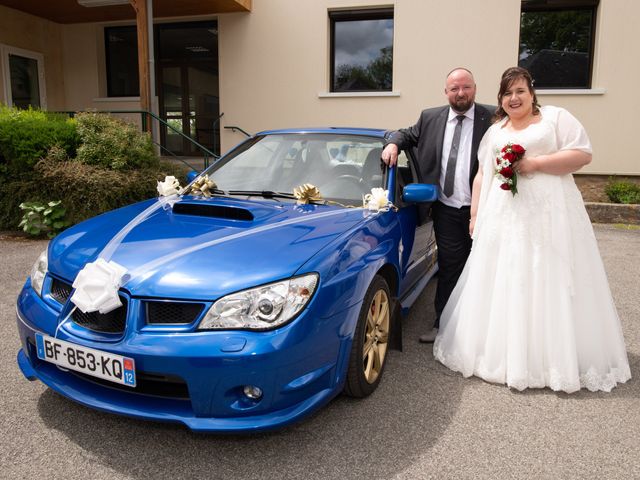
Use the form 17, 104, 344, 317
203, 133, 385, 205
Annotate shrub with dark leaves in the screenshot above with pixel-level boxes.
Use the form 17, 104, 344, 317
0, 158, 188, 229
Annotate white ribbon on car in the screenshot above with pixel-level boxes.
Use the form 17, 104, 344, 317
66, 197, 360, 317
68, 194, 178, 315
65, 174, 395, 319
156, 176, 182, 196
363, 188, 395, 212
70, 258, 128, 314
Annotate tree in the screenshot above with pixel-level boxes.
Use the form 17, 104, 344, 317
334, 45, 392, 91
520, 10, 592, 57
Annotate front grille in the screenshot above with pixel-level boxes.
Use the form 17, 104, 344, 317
72, 370, 190, 399
146, 301, 204, 325
72, 298, 128, 333
50, 278, 72, 304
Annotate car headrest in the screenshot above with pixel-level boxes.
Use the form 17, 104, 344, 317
362, 147, 383, 182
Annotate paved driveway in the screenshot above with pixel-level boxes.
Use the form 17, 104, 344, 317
1, 225, 638, 480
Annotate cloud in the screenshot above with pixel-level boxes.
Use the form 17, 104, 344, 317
334, 19, 393, 68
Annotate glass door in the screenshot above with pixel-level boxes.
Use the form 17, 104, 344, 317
160, 66, 191, 154
157, 22, 219, 157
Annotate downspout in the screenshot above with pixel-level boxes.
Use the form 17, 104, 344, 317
147, 0, 159, 148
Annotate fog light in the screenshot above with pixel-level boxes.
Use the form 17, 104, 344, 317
243, 385, 263, 400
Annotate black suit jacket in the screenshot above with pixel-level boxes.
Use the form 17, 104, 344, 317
388, 103, 495, 189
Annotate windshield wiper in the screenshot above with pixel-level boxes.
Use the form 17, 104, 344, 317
183, 187, 229, 197
227, 190, 298, 201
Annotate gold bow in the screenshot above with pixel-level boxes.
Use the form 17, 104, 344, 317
189, 175, 218, 197
293, 184, 323, 205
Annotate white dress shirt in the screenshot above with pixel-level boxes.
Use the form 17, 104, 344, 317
439, 104, 475, 208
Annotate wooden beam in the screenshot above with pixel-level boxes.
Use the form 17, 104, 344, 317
130, 0, 151, 133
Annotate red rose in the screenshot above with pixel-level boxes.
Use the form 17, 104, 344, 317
511, 144, 525, 155
496, 157, 501, 165
499, 166, 514, 178
500, 183, 511, 191
502, 152, 515, 162
501, 145, 508, 153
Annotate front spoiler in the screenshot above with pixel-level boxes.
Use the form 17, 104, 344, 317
16, 348, 338, 433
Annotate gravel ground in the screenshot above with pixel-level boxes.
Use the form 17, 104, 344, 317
1, 225, 638, 480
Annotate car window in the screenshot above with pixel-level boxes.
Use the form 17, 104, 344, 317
208, 133, 385, 205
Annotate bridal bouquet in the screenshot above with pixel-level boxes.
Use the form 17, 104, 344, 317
495, 143, 526, 196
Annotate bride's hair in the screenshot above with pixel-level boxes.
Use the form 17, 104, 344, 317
492, 66, 541, 123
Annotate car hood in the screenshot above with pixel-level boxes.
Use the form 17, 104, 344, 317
48, 196, 370, 300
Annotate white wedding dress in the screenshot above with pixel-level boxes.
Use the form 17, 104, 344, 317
433, 106, 631, 393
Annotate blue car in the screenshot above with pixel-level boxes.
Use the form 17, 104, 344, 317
16, 128, 438, 433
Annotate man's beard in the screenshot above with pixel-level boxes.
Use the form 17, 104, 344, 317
451, 97, 474, 113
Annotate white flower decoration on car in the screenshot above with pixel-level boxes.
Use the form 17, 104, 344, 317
157, 175, 182, 197
363, 188, 395, 212
70, 258, 128, 314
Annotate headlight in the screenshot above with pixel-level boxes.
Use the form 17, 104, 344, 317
30, 249, 48, 297
199, 273, 319, 330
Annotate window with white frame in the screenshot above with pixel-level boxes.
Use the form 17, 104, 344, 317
329, 8, 394, 92
1, 45, 47, 109
519, 0, 598, 89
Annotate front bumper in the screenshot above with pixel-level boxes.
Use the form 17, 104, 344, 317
16, 282, 362, 433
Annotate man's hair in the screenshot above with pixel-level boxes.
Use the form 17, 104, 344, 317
446, 67, 474, 80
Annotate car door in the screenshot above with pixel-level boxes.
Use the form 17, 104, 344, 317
391, 152, 437, 299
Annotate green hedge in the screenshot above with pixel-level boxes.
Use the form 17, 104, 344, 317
75, 112, 157, 170
0, 106, 79, 175
605, 178, 640, 204
0, 158, 189, 230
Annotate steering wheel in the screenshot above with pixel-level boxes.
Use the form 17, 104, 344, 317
319, 175, 366, 197
335, 174, 362, 185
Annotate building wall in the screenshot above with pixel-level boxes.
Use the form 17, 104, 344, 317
0, 1, 638, 175
0, 5, 66, 110
61, 22, 143, 127
218, 0, 640, 175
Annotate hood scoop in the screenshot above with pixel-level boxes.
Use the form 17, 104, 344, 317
172, 202, 254, 221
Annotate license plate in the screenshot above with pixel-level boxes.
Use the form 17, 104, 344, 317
35, 333, 136, 387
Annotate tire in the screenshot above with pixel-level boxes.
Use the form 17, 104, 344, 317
344, 275, 392, 398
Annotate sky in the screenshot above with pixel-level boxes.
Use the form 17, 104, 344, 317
334, 19, 393, 68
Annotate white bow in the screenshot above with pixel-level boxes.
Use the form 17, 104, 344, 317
157, 175, 182, 196
70, 258, 128, 314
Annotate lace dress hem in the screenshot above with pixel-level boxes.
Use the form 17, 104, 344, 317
433, 343, 631, 393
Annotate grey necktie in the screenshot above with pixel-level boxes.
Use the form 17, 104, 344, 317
443, 114, 465, 197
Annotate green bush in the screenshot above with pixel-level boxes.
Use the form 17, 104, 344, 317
605, 178, 640, 204
75, 112, 157, 170
0, 158, 189, 229
0, 106, 79, 175
19, 200, 70, 238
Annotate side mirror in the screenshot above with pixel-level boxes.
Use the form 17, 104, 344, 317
186, 170, 199, 183
402, 184, 438, 203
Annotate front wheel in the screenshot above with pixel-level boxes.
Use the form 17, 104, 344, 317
344, 275, 392, 397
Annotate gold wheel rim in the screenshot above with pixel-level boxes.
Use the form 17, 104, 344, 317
362, 288, 390, 384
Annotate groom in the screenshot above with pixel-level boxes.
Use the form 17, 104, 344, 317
381, 67, 494, 343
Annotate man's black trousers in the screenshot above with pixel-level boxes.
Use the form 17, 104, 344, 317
431, 201, 473, 328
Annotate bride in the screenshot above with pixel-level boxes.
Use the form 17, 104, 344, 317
433, 67, 631, 393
